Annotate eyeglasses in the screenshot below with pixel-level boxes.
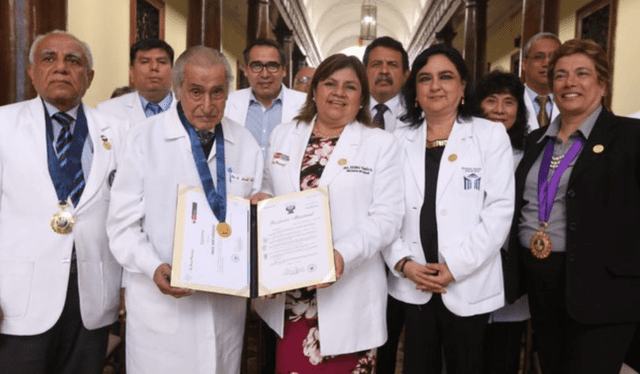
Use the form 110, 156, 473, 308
248, 61, 281, 73
295, 76, 311, 85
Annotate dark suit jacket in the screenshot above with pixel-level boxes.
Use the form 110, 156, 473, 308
506, 108, 640, 324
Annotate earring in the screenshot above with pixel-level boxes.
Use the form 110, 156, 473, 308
461, 97, 465, 105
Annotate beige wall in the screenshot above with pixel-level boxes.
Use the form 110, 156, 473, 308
69, 0, 250, 104
486, 12, 522, 73
611, 0, 640, 116
223, 11, 248, 92
68, 0, 188, 107
68, 0, 130, 107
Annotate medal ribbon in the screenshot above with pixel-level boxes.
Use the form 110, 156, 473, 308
44, 102, 89, 206
177, 102, 227, 223
537, 138, 583, 223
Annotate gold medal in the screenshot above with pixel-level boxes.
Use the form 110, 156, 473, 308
51, 202, 75, 234
448, 154, 457, 162
101, 135, 112, 150
338, 158, 347, 166
217, 222, 231, 238
530, 222, 553, 259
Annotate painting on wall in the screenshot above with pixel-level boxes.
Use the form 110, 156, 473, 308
130, 0, 165, 45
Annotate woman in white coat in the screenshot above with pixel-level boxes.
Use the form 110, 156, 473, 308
254, 54, 403, 373
387, 44, 514, 373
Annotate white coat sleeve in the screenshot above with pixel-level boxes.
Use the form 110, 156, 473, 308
441, 124, 515, 282
335, 134, 404, 274
107, 127, 164, 280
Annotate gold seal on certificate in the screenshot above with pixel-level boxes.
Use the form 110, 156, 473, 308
217, 222, 231, 238
530, 223, 552, 259
51, 203, 75, 234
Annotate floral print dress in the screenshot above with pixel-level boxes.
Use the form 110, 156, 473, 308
275, 133, 376, 374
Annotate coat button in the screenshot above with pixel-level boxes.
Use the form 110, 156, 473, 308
441, 209, 447, 216
567, 189, 575, 198
569, 222, 577, 231
567, 253, 576, 263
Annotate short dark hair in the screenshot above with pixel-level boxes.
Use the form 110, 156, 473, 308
130, 39, 174, 66
547, 39, 611, 107
243, 39, 286, 65
295, 54, 372, 126
363, 36, 409, 72
475, 70, 528, 150
400, 44, 474, 128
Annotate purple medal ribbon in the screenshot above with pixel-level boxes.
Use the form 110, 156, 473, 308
537, 138, 583, 223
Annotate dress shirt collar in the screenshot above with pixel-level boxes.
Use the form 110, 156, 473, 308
538, 105, 602, 143
249, 84, 284, 109
43, 99, 80, 120
139, 91, 173, 112
370, 93, 401, 116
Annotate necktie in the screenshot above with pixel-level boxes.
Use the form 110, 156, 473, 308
52, 112, 85, 206
197, 128, 217, 158
535, 96, 550, 128
372, 104, 389, 129
145, 102, 162, 117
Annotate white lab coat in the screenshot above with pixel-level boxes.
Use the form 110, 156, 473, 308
386, 117, 514, 317
97, 91, 177, 125
254, 119, 403, 356
107, 107, 263, 374
0, 97, 126, 335
223, 85, 306, 126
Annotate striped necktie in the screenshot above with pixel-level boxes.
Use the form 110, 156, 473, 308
52, 112, 85, 206
372, 104, 388, 129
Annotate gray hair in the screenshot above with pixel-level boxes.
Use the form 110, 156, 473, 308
29, 30, 94, 70
522, 32, 561, 58
172, 46, 234, 91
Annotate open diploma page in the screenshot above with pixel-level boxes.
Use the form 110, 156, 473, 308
171, 185, 335, 298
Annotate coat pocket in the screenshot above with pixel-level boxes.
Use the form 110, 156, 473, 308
0, 261, 33, 319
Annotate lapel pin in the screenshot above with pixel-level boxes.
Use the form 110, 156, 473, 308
592, 144, 604, 154
448, 154, 457, 162
101, 135, 112, 150
338, 158, 347, 166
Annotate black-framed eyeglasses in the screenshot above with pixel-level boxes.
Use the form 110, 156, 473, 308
248, 61, 281, 73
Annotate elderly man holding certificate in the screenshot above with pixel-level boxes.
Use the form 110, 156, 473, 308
107, 46, 263, 373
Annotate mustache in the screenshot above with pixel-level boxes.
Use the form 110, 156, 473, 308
375, 75, 393, 85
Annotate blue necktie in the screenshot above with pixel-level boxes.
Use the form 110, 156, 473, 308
52, 112, 85, 206
145, 102, 162, 117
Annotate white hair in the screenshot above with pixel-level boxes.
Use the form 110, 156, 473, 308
29, 30, 94, 70
172, 46, 234, 90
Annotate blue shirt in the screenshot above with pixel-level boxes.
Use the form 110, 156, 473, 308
245, 88, 284, 159
140, 92, 173, 117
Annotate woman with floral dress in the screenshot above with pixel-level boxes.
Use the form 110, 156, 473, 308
254, 53, 403, 374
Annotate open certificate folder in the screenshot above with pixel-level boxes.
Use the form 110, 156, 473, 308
170, 185, 336, 298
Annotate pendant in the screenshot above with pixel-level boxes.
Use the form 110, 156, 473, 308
216, 222, 231, 238
51, 201, 75, 234
530, 222, 553, 259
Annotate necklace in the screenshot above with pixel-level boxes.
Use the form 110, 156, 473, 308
426, 139, 448, 148
550, 154, 564, 170
313, 124, 344, 138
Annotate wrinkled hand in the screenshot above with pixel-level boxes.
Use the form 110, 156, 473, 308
249, 192, 272, 205
307, 249, 344, 290
153, 263, 194, 298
